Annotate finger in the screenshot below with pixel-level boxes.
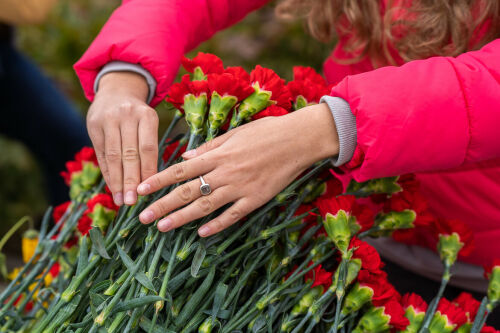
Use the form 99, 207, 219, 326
198, 198, 252, 237
138, 109, 159, 181
137, 155, 216, 196
181, 130, 233, 159
139, 172, 223, 224
104, 125, 124, 206
156, 186, 233, 232
120, 120, 140, 205
88, 126, 111, 187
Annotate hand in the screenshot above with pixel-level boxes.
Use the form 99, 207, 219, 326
137, 103, 339, 237
87, 72, 159, 206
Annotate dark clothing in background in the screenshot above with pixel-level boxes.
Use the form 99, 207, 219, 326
0, 23, 90, 204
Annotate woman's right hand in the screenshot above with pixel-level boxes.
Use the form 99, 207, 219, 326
87, 71, 159, 206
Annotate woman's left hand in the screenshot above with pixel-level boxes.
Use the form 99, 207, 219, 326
137, 103, 339, 237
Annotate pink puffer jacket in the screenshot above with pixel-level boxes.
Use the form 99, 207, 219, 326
74, 0, 500, 267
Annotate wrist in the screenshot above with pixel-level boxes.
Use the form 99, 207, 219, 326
96, 71, 149, 102
291, 103, 340, 163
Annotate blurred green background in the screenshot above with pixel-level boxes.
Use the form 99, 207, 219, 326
0, 0, 332, 250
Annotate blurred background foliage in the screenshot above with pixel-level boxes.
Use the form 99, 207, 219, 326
0, 0, 333, 249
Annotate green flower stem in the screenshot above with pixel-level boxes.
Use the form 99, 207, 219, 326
0, 216, 33, 252
93, 230, 160, 328
108, 280, 138, 333
158, 110, 184, 160
418, 264, 451, 333
470, 296, 489, 333
331, 258, 349, 333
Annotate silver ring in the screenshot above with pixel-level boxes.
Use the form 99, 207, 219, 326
199, 176, 212, 196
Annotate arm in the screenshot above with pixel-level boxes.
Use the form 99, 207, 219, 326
330, 38, 500, 181
74, 0, 269, 106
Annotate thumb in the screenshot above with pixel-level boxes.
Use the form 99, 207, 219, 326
182, 131, 231, 160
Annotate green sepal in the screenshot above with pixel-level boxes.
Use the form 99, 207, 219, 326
352, 306, 391, 333
293, 95, 308, 111
231, 84, 273, 127
347, 176, 401, 197
342, 283, 374, 315
324, 211, 352, 254
437, 232, 463, 267
428, 312, 456, 333
400, 306, 426, 333
207, 92, 238, 140
331, 258, 361, 295
376, 210, 416, 232
184, 93, 208, 135
456, 322, 472, 333
89, 204, 117, 232
193, 67, 206, 81
69, 162, 101, 199
487, 266, 500, 304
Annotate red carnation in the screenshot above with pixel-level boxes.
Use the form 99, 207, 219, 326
322, 176, 344, 198
53, 201, 71, 224
357, 270, 399, 306
162, 140, 187, 162
224, 66, 250, 83
77, 215, 92, 236
292, 66, 327, 86
60, 147, 98, 185
481, 326, 500, 333
484, 258, 500, 279
305, 262, 333, 293
252, 105, 289, 120
294, 204, 317, 225
250, 65, 291, 110
64, 236, 79, 249
181, 52, 224, 76
381, 300, 410, 331
435, 298, 468, 329
207, 73, 254, 101
401, 293, 428, 314
384, 190, 433, 227
397, 174, 420, 193
315, 195, 374, 233
349, 238, 383, 272
86, 193, 118, 212
452, 292, 480, 322
433, 218, 474, 257
166, 74, 210, 110
49, 262, 60, 277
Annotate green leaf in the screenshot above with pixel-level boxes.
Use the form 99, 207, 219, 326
116, 245, 157, 293
89, 227, 111, 259
212, 283, 228, 323
76, 235, 89, 275
191, 242, 206, 277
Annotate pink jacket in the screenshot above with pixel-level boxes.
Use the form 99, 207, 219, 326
74, 0, 500, 267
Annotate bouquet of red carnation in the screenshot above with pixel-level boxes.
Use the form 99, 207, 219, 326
1, 52, 498, 333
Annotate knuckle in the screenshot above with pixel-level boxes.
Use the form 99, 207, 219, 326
122, 147, 139, 161
118, 102, 133, 114
123, 177, 138, 186
177, 185, 192, 203
155, 200, 169, 215
229, 208, 242, 222
140, 142, 156, 154
198, 198, 213, 214
105, 149, 121, 162
212, 219, 225, 232
172, 164, 185, 181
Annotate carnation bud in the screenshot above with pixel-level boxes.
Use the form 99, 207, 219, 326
324, 211, 352, 255
88, 204, 117, 232
486, 265, 500, 308
184, 93, 209, 135
207, 92, 237, 139
291, 287, 322, 316
198, 317, 214, 333
69, 162, 101, 199
22, 229, 39, 263
342, 283, 374, 315
375, 210, 416, 233
437, 233, 464, 268
346, 176, 402, 197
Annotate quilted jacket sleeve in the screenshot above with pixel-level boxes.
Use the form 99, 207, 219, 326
74, 0, 269, 106
330, 38, 500, 182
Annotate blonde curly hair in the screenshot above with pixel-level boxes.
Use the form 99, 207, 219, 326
276, 0, 500, 67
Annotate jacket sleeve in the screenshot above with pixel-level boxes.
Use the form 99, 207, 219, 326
74, 0, 269, 106
330, 38, 500, 182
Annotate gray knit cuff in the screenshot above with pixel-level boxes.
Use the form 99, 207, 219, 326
320, 96, 357, 166
94, 61, 157, 104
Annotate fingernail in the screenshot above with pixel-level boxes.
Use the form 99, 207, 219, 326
198, 225, 210, 237
139, 210, 155, 223
158, 218, 173, 232
113, 192, 123, 206
124, 191, 137, 205
182, 149, 196, 158
137, 183, 150, 194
